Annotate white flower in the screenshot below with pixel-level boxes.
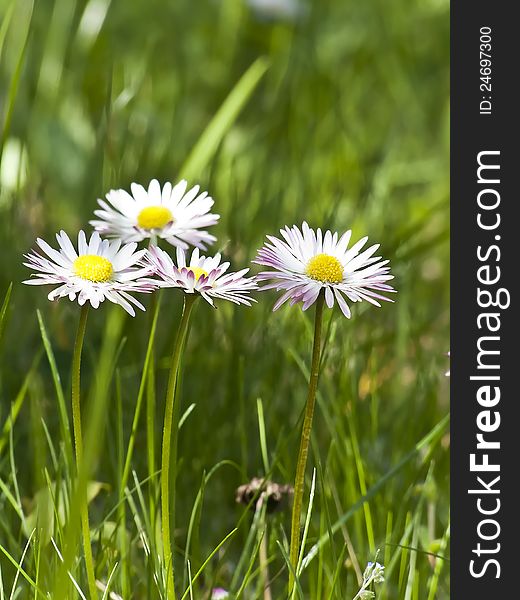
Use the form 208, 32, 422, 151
90, 179, 219, 250
247, 0, 303, 20
354, 558, 385, 600
145, 245, 257, 307
23, 230, 156, 315
253, 222, 396, 317
371, 562, 385, 584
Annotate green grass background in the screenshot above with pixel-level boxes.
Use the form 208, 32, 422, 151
0, 0, 449, 597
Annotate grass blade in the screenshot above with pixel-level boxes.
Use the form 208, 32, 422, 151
275, 540, 304, 600
37, 309, 73, 465
179, 57, 269, 181
301, 414, 449, 570
179, 528, 238, 600
0, 351, 41, 456
0, 284, 12, 343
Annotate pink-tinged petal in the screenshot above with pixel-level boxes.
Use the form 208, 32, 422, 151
301, 287, 321, 311
273, 289, 296, 311
325, 286, 334, 308
334, 288, 351, 318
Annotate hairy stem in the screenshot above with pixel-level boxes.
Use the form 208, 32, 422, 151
289, 291, 325, 591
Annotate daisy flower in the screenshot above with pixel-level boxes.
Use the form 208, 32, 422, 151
254, 222, 396, 317
23, 230, 156, 315
145, 245, 257, 307
90, 178, 219, 249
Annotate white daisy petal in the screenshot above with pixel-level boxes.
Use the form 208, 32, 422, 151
148, 178, 161, 199
130, 182, 149, 205
170, 179, 188, 205
161, 181, 172, 202
56, 231, 78, 261
36, 238, 72, 269
78, 231, 88, 255
106, 189, 138, 216
88, 231, 101, 254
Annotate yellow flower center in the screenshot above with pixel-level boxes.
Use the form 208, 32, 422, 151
74, 255, 113, 283
137, 206, 173, 230
305, 254, 343, 283
187, 267, 209, 281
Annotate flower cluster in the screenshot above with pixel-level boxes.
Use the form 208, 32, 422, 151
21, 177, 397, 596
353, 558, 386, 600
23, 180, 256, 313
23, 179, 395, 319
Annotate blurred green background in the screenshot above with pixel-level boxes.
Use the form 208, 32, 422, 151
0, 0, 449, 597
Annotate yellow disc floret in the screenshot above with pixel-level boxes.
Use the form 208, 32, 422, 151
137, 206, 173, 230
305, 254, 343, 283
187, 267, 209, 281
74, 255, 113, 283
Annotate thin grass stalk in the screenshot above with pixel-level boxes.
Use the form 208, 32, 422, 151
161, 294, 197, 599
113, 369, 130, 598
37, 310, 73, 468
121, 293, 161, 491
289, 291, 325, 591
71, 304, 97, 599
117, 294, 160, 595
258, 514, 272, 600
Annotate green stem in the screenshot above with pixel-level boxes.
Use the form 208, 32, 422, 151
118, 291, 161, 594
71, 304, 97, 599
147, 292, 158, 524
259, 509, 272, 600
120, 292, 161, 491
288, 291, 325, 591
147, 236, 159, 527
161, 294, 197, 599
